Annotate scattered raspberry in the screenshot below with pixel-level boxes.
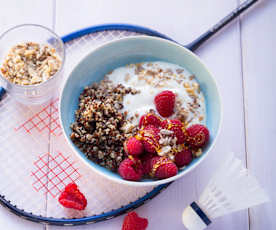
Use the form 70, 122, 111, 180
124, 137, 144, 156
140, 125, 160, 154
154, 90, 175, 117
186, 124, 209, 148
118, 157, 143, 181
139, 113, 162, 128
58, 183, 87, 210
150, 156, 178, 179
175, 148, 193, 167
161, 119, 186, 144
122, 211, 148, 230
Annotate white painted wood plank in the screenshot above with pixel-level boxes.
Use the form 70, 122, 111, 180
192, 19, 249, 230
52, 1, 248, 229
240, 0, 276, 229
0, 0, 53, 229
0, 0, 54, 34
0, 205, 42, 230
56, 0, 237, 45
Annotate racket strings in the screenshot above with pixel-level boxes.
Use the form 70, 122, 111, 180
0, 30, 157, 220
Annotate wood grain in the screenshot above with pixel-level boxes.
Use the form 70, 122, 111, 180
52, 0, 248, 229
0, 0, 54, 229
240, 0, 276, 229
0, 0, 54, 34
1, 0, 274, 229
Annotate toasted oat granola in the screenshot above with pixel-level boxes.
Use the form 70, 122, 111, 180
0, 42, 61, 85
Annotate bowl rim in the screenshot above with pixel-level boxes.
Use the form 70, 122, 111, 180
0, 24, 66, 89
59, 35, 223, 187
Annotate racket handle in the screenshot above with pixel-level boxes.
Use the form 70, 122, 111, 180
0, 87, 6, 101
186, 0, 260, 51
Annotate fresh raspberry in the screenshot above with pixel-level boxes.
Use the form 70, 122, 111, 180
122, 211, 148, 230
175, 148, 193, 167
140, 125, 160, 154
186, 124, 209, 148
58, 183, 87, 210
161, 119, 186, 144
118, 157, 143, 181
140, 153, 155, 175
154, 90, 175, 117
142, 138, 158, 154
139, 113, 162, 128
124, 137, 144, 156
144, 125, 160, 137
150, 156, 178, 179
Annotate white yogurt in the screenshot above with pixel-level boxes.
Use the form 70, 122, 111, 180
107, 61, 206, 126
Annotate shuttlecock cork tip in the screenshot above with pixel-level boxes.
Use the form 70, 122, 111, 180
182, 202, 211, 230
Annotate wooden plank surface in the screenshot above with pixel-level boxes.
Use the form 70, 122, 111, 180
0, 0, 54, 34
240, 0, 276, 229
52, 0, 248, 229
56, 0, 237, 44
0, 1, 54, 229
1, 0, 275, 229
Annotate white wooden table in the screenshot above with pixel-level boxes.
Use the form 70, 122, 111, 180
0, 0, 275, 229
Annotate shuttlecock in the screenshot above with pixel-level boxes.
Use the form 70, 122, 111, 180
182, 152, 269, 230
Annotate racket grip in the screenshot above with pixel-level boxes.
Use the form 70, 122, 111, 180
186, 0, 260, 51
0, 87, 6, 101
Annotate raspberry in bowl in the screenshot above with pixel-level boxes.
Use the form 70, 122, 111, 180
60, 36, 222, 186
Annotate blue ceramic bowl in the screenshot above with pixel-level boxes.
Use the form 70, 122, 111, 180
60, 36, 222, 186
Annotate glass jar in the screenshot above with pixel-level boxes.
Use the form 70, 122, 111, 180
0, 24, 65, 105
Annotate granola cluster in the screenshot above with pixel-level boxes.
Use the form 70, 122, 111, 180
0, 42, 61, 85
70, 79, 140, 171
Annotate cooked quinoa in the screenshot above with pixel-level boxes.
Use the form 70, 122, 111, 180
70, 79, 140, 171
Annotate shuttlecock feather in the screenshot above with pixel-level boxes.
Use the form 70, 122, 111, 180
182, 152, 269, 230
